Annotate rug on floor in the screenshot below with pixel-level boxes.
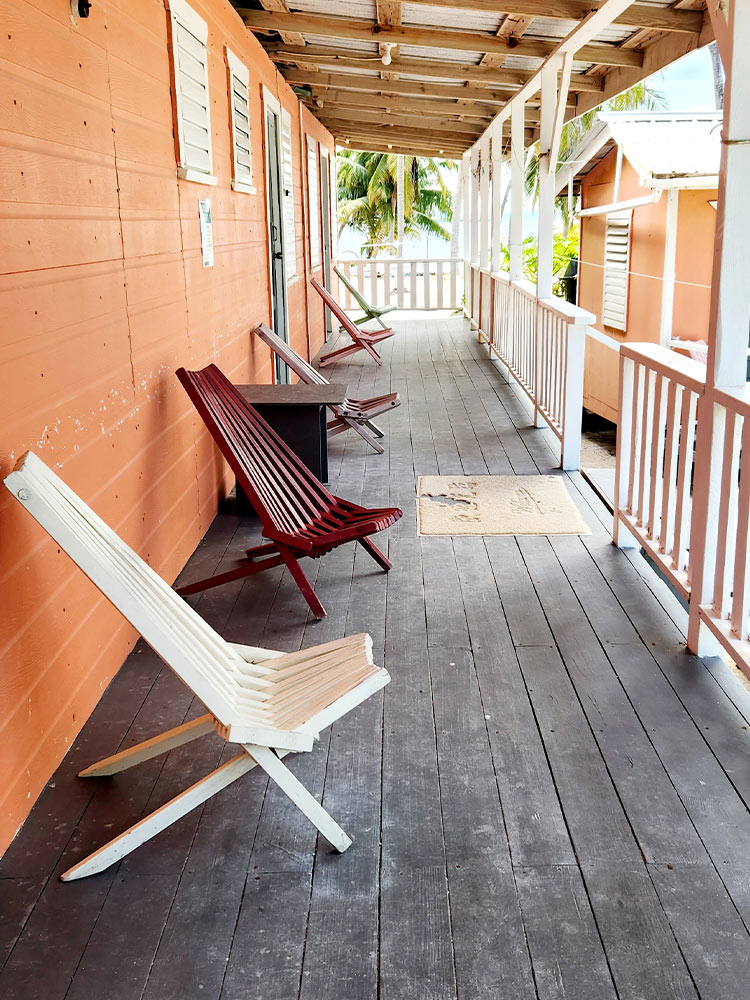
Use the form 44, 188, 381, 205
417, 475, 591, 536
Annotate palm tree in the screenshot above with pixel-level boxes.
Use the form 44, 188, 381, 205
524, 81, 668, 233
337, 151, 456, 258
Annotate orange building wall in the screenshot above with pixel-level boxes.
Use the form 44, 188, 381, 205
0, 0, 334, 857
578, 149, 716, 422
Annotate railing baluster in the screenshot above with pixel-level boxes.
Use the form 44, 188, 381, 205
647, 373, 666, 540
730, 415, 750, 640
713, 410, 740, 617
659, 380, 680, 555
673, 388, 697, 574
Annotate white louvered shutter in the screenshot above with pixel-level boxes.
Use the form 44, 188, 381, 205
226, 48, 253, 192
602, 210, 632, 331
280, 110, 296, 279
169, 0, 215, 182
307, 137, 321, 268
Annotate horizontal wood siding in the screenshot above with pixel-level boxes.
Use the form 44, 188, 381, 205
0, 0, 334, 856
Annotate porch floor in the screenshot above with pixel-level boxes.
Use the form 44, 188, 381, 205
2, 316, 750, 1000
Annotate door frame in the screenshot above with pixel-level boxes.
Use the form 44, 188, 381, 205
319, 147, 333, 338
262, 86, 291, 383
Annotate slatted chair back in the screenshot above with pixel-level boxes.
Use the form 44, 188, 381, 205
311, 276, 369, 343
5, 452, 250, 727
177, 364, 335, 537
334, 264, 374, 315
5, 452, 383, 751
254, 323, 328, 389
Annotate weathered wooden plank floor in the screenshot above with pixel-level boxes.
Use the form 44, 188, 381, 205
2, 315, 750, 1000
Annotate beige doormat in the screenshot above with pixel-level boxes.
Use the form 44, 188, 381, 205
417, 475, 591, 536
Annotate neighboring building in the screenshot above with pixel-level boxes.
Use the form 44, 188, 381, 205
557, 112, 721, 422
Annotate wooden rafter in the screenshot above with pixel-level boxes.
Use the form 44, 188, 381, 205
317, 111, 486, 137
370, 0, 704, 34
265, 47, 605, 92
305, 92, 508, 120
306, 91, 552, 123
239, 10, 645, 68
285, 70, 525, 104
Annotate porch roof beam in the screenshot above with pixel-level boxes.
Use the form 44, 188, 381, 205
316, 112, 486, 138
307, 94, 502, 123
380, 0, 703, 35
284, 70, 522, 104
240, 10, 644, 68
308, 93, 546, 124
267, 47, 605, 92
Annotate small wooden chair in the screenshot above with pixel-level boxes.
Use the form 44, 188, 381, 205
177, 364, 402, 617
334, 264, 397, 329
254, 323, 400, 454
4, 452, 390, 881
311, 277, 395, 367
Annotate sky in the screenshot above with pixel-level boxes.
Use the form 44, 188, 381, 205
338, 47, 722, 258
652, 45, 718, 111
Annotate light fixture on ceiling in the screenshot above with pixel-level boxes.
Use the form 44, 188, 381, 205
380, 42, 394, 66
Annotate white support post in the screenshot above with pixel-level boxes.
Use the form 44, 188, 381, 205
470, 143, 480, 265
659, 188, 679, 347
397, 154, 405, 256
537, 61, 558, 301
462, 150, 471, 262
479, 133, 490, 270
450, 158, 465, 260
509, 100, 525, 282
706, 0, 750, 391
490, 118, 503, 273
688, 0, 750, 657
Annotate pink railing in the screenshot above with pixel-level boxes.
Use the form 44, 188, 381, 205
614, 344, 750, 680
335, 258, 463, 312
614, 344, 704, 601
470, 267, 592, 470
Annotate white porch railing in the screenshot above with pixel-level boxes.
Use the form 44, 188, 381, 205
615, 343, 750, 681
614, 344, 704, 601
334, 258, 463, 311
467, 263, 594, 470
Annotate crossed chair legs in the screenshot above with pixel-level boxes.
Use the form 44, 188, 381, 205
177, 537, 392, 619
62, 714, 351, 881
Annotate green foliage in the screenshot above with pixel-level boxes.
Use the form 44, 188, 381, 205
497, 229, 580, 297
336, 151, 456, 257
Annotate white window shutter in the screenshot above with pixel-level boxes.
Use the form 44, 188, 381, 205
307, 136, 321, 269
226, 48, 253, 193
602, 210, 632, 331
280, 110, 296, 279
168, 0, 216, 184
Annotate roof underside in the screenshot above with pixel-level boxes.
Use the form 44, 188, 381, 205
234, 1, 712, 157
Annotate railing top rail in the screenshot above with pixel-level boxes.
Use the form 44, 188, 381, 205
335, 257, 463, 265
710, 383, 750, 420
510, 278, 538, 300
538, 296, 596, 326
491, 270, 511, 283
621, 342, 707, 394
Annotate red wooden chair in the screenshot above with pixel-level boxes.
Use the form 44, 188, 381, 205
254, 323, 400, 454
176, 364, 402, 618
310, 277, 395, 367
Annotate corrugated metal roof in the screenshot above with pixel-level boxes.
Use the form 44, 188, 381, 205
601, 112, 722, 181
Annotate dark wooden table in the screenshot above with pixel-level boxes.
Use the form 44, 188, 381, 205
233, 384, 348, 512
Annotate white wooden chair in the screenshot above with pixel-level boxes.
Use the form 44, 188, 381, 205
5, 452, 390, 881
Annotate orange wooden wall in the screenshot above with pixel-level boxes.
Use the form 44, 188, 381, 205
0, 0, 334, 857
578, 150, 716, 422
